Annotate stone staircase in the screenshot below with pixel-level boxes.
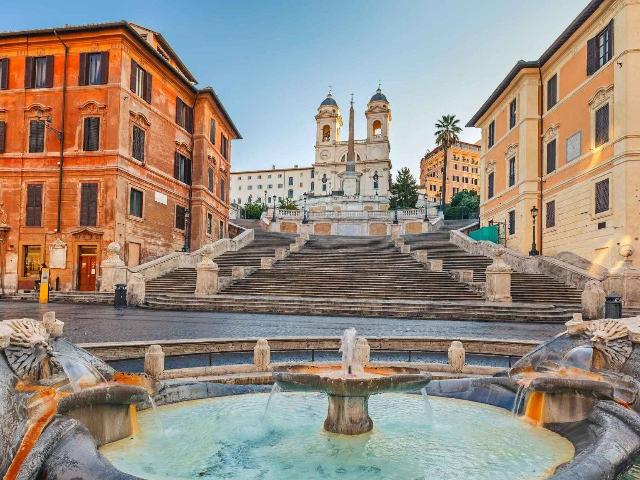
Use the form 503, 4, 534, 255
402, 232, 583, 306
144, 229, 297, 296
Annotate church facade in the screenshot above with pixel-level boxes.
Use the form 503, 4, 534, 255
231, 88, 392, 206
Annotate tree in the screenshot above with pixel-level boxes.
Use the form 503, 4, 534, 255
241, 201, 266, 219
434, 114, 462, 210
450, 189, 480, 212
277, 197, 299, 210
389, 167, 419, 209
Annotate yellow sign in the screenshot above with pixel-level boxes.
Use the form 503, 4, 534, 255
39, 268, 49, 304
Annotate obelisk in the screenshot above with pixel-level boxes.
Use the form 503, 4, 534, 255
342, 94, 358, 195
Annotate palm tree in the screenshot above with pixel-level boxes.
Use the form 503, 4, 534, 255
434, 114, 462, 211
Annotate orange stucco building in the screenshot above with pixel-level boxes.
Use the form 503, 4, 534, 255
0, 22, 241, 293
420, 141, 480, 204
468, 0, 640, 270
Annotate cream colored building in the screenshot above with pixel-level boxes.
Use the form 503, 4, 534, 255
230, 88, 392, 206
467, 0, 640, 270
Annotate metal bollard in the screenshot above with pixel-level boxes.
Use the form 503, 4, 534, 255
114, 283, 128, 308
605, 294, 622, 319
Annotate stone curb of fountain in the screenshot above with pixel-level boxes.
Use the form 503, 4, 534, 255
142, 381, 272, 409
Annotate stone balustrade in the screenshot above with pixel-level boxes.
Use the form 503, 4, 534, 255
485, 248, 512, 302
448, 341, 465, 373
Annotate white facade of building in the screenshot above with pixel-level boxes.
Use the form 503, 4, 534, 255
230, 88, 393, 207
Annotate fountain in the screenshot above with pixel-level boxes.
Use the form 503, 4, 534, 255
272, 328, 431, 434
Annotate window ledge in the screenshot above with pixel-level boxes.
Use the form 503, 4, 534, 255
592, 209, 613, 221
127, 215, 144, 223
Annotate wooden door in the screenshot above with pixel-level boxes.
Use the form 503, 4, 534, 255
77, 246, 97, 291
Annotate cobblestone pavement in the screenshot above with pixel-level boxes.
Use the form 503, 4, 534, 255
0, 301, 565, 343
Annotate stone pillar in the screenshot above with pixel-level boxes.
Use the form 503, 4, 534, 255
253, 338, 271, 371
414, 251, 428, 264
126, 273, 146, 306
606, 245, 640, 306
144, 345, 165, 379
448, 341, 465, 373
485, 248, 512, 302
42, 311, 64, 337
391, 225, 401, 239
231, 266, 246, 280
355, 336, 370, 366
275, 248, 288, 261
427, 259, 443, 272
99, 242, 128, 292
394, 237, 405, 248
582, 280, 606, 320
195, 258, 219, 297
261, 257, 275, 269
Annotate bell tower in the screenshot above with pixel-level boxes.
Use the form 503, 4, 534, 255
365, 86, 391, 142
315, 91, 342, 147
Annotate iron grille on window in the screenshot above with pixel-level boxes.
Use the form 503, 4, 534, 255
488, 121, 495, 148
546, 139, 557, 174
547, 74, 558, 110
208, 168, 214, 192
546, 200, 555, 228
595, 104, 609, 147
595, 179, 610, 214
175, 205, 186, 230
28, 120, 45, 153
509, 99, 517, 129
508, 210, 516, 235
132, 126, 145, 162
488, 172, 495, 199
508, 157, 516, 187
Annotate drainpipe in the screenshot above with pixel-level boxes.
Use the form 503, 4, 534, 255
53, 30, 68, 234
537, 66, 544, 254
186, 91, 198, 252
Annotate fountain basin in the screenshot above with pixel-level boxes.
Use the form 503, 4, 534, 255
273, 364, 431, 434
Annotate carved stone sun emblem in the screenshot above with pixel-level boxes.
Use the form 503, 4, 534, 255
584, 319, 632, 370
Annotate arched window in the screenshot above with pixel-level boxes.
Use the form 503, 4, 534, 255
372, 120, 382, 137
373, 171, 379, 190
322, 125, 331, 142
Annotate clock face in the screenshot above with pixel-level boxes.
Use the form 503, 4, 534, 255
320, 150, 330, 160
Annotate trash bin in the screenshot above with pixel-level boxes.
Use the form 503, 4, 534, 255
605, 294, 622, 319
114, 283, 128, 309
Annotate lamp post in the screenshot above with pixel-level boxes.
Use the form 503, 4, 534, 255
272, 195, 277, 222
393, 206, 399, 224
302, 192, 309, 224
529, 205, 539, 256
423, 192, 429, 221
183, 209, 191, 252
264, 190, 268, 217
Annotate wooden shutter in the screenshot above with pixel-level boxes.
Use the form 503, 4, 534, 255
130, 60, 137, 92
100, 51, 109, 84
186, 106, 193, 133
0, 121, 5, 153
587, 37, 597, 75
83, 117, 100, 151
29, 120, 45, 153
45, 55, 54, 88
210, 119, 216, 144
144, 71, 152, 103
133, 126, 145, 162
0, 58, 8, 89
24, 57, 33, 89
80, 183, 98, 226
26, 184, 43, 226
546, 140, 556, 173
174, 152, 180, 180
78, 53, 88, 86
607, 20, 614, 62
185, 157, 192, 185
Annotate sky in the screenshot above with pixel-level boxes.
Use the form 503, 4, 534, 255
1, 0, 589, 177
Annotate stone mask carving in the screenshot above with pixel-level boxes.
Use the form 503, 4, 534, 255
2, 319, 60, 382
584, 319, 632, 370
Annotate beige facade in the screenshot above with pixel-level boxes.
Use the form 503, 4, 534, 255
468, 0, 640, 270
232, 166, 313, 206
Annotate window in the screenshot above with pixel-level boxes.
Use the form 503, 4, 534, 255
509, 99, 517, 129
566, 131, 581, 163
25, 56, 53, 89
176, 98, 193, 133
487, 172, 495, 199
207, 213, 213, 235
0, 121, 6, 153
23, 245, 42, 278
310, 181, 314, 192
209, 119, 216, 144
547, 74, 558, 110
219, 220, 225, 239
258, 184, 263, 190
587, 20, 613, 75
219, 178, 226, 200
80, 183, 98, 226
130, 60, 152, 103
175, 205, 186, 230
278, 183, 283, 188
546, 200, 555, 228
129, 188, 143, 218
208, 168, 214, 192
132, 126, 145, 162
29, 120, 45, 153
174, 152, 192, 184
83, 117, 100, 151
546, 139, 557, 174
221, 134, 229, 159
288, 177, 293, 186
79, 52, 109, 85
322, 125, 331, 142
595, 104, 609, 147
488, 121, 495, 148
595, 179, 610, 214
26, 184, 43, 227
508, 210, 516, 235
372, 120, 382, 136
0, 58, 8, 89
288, 189, 293, 198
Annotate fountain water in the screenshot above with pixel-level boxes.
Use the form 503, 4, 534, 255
273, 328, 431, 434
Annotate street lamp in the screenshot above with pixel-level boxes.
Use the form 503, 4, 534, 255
302, 192, 309, 224
272, 195, 277, 222
183, 209, 191, 252
423, 192, 429, 221
529, 205, 539, 256
393, 206, 399, 224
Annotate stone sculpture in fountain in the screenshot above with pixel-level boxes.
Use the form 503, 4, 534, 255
273, 328, 431, 434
